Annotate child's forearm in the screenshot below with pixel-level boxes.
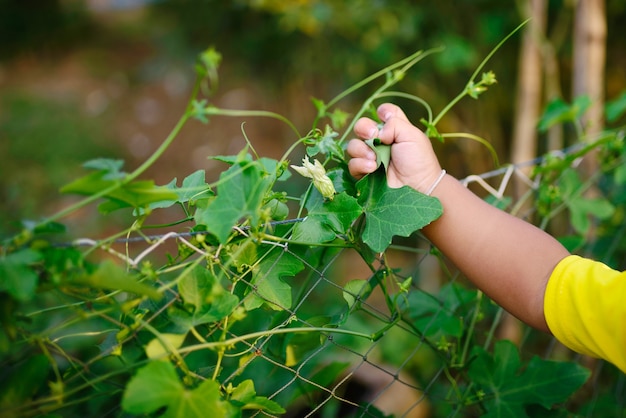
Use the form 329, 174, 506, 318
423, 174, 570, 332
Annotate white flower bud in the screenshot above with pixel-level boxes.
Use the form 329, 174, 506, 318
291, 156, 336, 200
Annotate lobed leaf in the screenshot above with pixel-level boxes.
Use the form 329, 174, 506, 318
468, 340, 590, 417
0, 249, 42, 301
356, 167, 443, 252
244, 247, 303, 311
292, 192, 362, 244
122, 361, 227, 418
195, 160, 272, 243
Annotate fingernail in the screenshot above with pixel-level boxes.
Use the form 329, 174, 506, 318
368, 127, 378, 139
382, 112, 392, 121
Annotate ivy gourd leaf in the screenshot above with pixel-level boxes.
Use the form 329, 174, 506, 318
145, 333, 187, 359
122, 361, 227, 418
356, 167, 443, 252
404, 283, 476, 339
82, 158, 125, 179
195, 160, 272, 243
538, 96, 591, 132
292, 192, 362, 244
229, 379, 286, 414
170, 266, 238, 329
606, 90, 626, 122
212, 154, 290, 181
61, 171, 179, 214
468, 340, 590, 418
343, 279, 372, 310
569, 197, 615, 235
74, 260, 161, 300
244, 248, 303, 311
558, 168, 615, 234
364, 138, 391, 171
420, 118, 444, 142
0, 249, 42, 301
170, 170, 211, 202
306, 125, 344, 159
141, 170, 213, 213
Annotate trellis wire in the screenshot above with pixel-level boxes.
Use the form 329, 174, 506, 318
52, 142, 618, 418
69, 142, 585, 253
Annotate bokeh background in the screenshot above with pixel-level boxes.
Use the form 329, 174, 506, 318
1, 0, 625, 237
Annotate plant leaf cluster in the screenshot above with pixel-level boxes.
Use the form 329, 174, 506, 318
2, 30, 625, 417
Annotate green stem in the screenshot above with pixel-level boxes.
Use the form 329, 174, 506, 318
337, 47, 444, 145
375, 91, 433, 122
206, 107, 301, 138
441, 132, 500, 167
431, 19, 529, 126
176, 326, 372, 356
457, 291, 483, 367
325, 48, 441, 110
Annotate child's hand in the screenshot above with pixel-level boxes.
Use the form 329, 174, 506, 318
347, 103, 442, 194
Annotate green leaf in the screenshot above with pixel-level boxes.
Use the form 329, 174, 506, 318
329, 108, 350, 130
262, 198, 289, 221
145, 333, 187, 359
195, 161, 271, 243
122, 361, 227, 418
568, 197, 615, 235
306, 125, 343, 159
365, 138, 391, 171
538, 96, 591, 132
61, 171, 179, 214
291, 215, 336, 244
356, 167, 443, 252
74, 260, 161, 300
244, 248, 303, 311
343, 279, 372, 309
468, 340, 590, 417
311, 97, 326, 116
198, 46, 222, 75
292, 192, 362, 244
606, 90, 626, 122
229, 379, 285, 414
420, 118, 444, 142
139, 171, 213, 214
82, 158, 125, 179
170, 266, 239, 328
0, 249, 42, 301
405, 283, 473, 339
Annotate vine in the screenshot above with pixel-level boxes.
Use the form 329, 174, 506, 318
2, 24, 626, 417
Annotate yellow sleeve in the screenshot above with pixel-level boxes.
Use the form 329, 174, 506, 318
544, 255, 626, 373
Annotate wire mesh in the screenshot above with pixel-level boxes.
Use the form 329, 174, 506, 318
20, 144, 626, 418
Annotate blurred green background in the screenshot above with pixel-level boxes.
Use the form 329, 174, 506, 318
1, 0, 625, 237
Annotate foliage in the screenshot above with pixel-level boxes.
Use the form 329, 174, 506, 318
533, 93, 626, 270
2, 30, 625, 417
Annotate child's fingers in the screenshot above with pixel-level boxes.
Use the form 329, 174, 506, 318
348, 157, 378, 179
353, 117, 380, 141
347, 139, 377, 178
347, 138, 376, 159
377, 103, 410, 123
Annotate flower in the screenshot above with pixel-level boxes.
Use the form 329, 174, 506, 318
290, 156, 336, 200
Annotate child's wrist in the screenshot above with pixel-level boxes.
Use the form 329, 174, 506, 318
425, 169, 447, 196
